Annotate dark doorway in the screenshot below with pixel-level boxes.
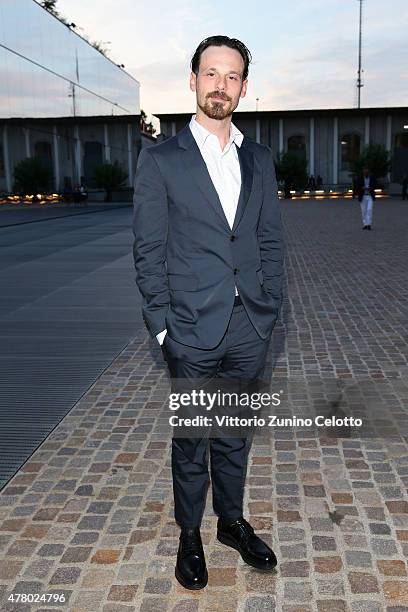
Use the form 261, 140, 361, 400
84, 141, 103, 187
340, 133, 361, 171
34, 141, 53, 189
392, 132, 408, 182
288, 134, 306, 160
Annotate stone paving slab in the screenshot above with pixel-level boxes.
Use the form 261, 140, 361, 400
0, 198, 407, 611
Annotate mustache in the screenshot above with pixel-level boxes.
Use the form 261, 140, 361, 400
208, 92, 231, 101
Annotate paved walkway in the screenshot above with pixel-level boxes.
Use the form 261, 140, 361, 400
0, 198, 407, 611
0, 203, 131, 228
0, 206, 141, 487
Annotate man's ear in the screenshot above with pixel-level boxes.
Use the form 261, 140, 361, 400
240, 79, 248, 98
190, 71, 197, 92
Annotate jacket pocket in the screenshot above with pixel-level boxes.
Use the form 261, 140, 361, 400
168, 274, 199, 291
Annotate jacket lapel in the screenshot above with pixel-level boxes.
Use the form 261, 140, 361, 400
177, 124, 254, 232
182, 138, 230, 229
233, 142, 254, 232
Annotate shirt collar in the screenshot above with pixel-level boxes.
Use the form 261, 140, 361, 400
189, 114, 244, 150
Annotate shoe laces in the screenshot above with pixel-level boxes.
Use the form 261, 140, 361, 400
230, 518, 255, 542
180, 529, 202, 556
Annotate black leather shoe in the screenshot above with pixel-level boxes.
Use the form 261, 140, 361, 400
175, 527, 208, 590
362, 225, 367, 230
217, 517, 277, 571
367, 225, 371, 230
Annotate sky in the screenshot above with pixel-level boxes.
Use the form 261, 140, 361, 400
57, 0, 408, 127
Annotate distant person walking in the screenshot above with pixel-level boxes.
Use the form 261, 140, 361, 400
73, 185, 82, 205
355, 166, 376, 230
308, 174, 316, 190
79, 184, 88, 206
402, 173, 408, 200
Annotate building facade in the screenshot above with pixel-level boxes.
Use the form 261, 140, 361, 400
155, 108, 408, 190
0, 0, 141, 194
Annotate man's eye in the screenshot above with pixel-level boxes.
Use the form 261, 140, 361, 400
229, 76, 238, 80
207, 73, 214, 76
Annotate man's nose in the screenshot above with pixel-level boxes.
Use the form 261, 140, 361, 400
215, 76, 227, 90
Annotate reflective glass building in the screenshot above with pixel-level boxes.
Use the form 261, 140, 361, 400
0, 0, 141, 193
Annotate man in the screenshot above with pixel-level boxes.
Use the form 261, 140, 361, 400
355, 165, 376, 230
132, 35, 284, 589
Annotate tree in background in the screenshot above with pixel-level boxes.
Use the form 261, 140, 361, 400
90, 40, 111, 57
140, 110, 156, 136
93, 161, 128, 202
41, 0, 58, 12
274, 151, 308, 198
13, 158, 53, 195
350, 144, 392, 183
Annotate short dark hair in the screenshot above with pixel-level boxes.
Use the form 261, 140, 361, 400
191, 35, 252, 81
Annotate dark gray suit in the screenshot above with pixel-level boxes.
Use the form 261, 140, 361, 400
132, 124, 284, 350
132, 122, 284, 527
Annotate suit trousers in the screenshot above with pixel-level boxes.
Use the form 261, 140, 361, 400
162, 302, 271, 528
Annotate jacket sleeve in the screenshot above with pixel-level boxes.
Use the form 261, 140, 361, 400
257, 146, 285, 301
132, 148, 169, 338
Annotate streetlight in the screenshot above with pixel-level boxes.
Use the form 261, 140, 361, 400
356, 0, 364, 108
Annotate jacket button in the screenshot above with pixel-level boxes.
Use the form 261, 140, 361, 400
234, 268, 239, 275
230, 235, 236, 242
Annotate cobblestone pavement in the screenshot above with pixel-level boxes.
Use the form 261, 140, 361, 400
0, 197, 407, 611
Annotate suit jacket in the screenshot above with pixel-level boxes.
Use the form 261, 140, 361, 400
132, 123, 284, 350
355, 174, 377, 202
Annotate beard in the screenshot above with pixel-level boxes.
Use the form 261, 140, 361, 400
198, 92, 236, 120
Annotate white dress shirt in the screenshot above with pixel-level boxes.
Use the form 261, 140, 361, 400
188, 114, 243, 228
156, 114, 244, 345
